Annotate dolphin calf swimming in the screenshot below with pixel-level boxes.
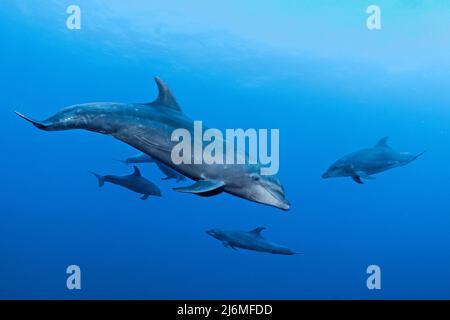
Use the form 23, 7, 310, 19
322, 137, 425, 184
119, 153, 186, 182
16, 77, 289, 210
206, 227, 299, 255
89, 166, 161, 200
116, 153, 153, 165
155, 161, 186, 182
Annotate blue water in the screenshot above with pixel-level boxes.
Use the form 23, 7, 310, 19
1, 0, 450, 299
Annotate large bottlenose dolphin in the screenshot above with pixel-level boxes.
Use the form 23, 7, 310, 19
206, 227, 299, 255
89, 166, 161, 200
15, 77, 289, 210
119, 153, 186, 182
322, 137, 425, 184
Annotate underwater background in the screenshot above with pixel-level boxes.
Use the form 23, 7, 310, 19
1, 0, 450, 299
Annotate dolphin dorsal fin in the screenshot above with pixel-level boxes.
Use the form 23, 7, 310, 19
146, 77, 181, 112
375, 136, 390, 148
249, 227, 266, 237
132, 166, 142, 177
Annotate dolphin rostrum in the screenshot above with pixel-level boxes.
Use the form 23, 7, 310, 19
119, 152, 186, 182
206, 227, 300, 255
16, 77, 289, 210
89, 166, 161, 200
322, 137, 426, 184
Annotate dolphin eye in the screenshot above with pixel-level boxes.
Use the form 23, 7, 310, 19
251, 175, 260, 181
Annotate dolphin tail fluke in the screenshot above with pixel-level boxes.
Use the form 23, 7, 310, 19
89, 171, 105, 187
409, 150, 427, 163
15, 111, 49, 130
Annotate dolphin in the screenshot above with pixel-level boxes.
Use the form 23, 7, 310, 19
89, 166, 161, 200
15, 77, 289, 210
116, 153, 153, 165
206, 227, 299, 255
156, 161, 186, 182
119, 152, 186, 182
322, 137, 426, 184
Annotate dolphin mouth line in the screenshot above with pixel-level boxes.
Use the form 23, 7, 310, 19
266, 188, 290, 211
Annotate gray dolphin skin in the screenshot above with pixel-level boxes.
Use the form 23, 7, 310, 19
322, 137, 426, 184
206, 227, 299, 255
89, 166, 161, 200
15, 77, 289, 210
119, 152, 186, 182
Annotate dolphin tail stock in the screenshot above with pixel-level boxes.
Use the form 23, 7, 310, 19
89, 171, 105, 187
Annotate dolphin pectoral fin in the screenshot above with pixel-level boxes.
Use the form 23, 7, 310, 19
356, 171, 375, 180
351, 175, 364, 184
173, 180, 225, 196
140, 194, 149, 200
224, 242, 237, 250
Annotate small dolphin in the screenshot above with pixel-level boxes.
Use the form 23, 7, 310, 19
116, 153, 153, 165
16, 77, 289, 210
89, 166, 161, 200
119, 153, 186, 182
156, 161, 186, 182
322, 137, 426, 184
206, 227, 299, 255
